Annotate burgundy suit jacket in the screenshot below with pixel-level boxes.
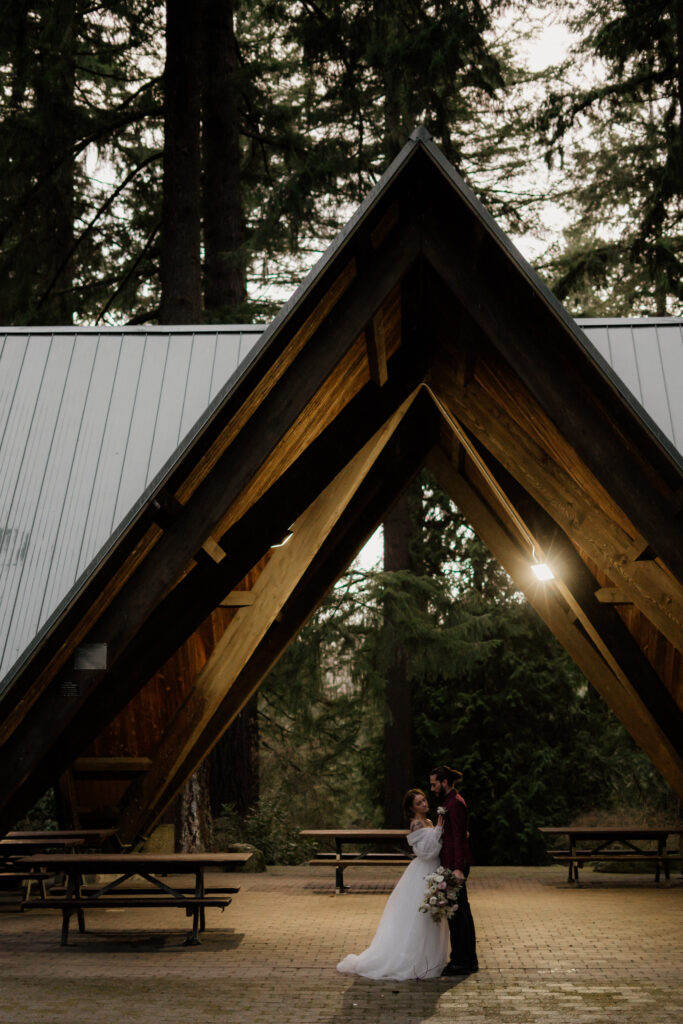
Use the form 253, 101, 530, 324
440, 788, 473, 874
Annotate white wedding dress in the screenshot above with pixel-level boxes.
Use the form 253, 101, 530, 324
336, 824, 450, 980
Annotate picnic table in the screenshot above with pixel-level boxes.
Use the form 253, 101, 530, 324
13, 851, 251, 945
539, 826, 683, 883
1, 836, 86, 857
300, 828, 410, 893
6, 829, 120, 847
1, 836, 90, 899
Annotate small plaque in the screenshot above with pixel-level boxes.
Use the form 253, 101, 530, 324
59, 681, 81, 698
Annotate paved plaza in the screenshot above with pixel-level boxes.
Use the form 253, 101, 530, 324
1, 864, 681, 1024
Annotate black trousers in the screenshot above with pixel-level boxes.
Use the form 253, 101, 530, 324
447, 880, 477, 968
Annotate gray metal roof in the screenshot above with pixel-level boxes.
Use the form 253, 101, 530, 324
578, 318, 683, 455
0, 326, 263, 684
0, 315, 681, 689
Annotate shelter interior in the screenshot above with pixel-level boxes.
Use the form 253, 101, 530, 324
1, 130, 681, 843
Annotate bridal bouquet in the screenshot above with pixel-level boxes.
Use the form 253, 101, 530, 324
419, 866, 462, 922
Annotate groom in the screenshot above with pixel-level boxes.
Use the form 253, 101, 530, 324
430, 764, 478, 976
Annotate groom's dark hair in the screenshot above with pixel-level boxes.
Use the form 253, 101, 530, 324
430, 765, 463, 785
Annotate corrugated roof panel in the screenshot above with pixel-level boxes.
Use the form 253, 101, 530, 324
210, 330, 245, 400
146, 333, 194, 481
112, 336, 167, 527
656, 324, 683, 447
180, 332, 216, 441
0, 326, 263, 683
578, 319, 683, 455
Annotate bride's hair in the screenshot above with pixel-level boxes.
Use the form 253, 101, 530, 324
402, 788, 427, 822
430, 764, 463, 785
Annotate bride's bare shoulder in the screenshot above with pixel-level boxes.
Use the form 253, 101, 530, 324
410, 818, 434, 831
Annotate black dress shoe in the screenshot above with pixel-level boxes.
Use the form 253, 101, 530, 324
442, 963, 479, 976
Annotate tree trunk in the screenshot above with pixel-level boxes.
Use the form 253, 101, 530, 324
201, 0, 245, 320
676, 0, 683, 184
34, 0, 75, 325
159, 0, 202, 324
174, 761, 211, 852
382, 488, 415, 826
208, 697, 260, 818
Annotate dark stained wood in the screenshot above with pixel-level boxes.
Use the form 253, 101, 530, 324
366, 312, 389, 385
421, 201, 683, 580
0, 181, 416, 745
0, 354, 426, 835
118, 391, 440, 841
100, 222, 420, 666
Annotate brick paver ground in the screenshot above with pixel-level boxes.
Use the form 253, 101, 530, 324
1, 864, 681, 1024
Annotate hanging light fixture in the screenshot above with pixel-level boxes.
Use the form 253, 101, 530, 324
531, 545, 554, 580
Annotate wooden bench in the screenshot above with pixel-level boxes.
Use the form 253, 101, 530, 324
13, 850, 251, 945
550, 853, 680, 882
307, 855, 411, 892
539, 827, 683, 883
301, 830, 411, 892
22, 894, 232, 946
48, 883, 240, 897
1, 871, 53, 899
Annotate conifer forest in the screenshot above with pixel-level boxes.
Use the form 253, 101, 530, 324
3, 1, 681, 862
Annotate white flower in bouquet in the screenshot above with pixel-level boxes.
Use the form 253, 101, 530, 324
419, 867, 462, 922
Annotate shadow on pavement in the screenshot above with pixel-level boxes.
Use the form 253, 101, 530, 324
53, 927, 246, 953
321, 973, 468, 1023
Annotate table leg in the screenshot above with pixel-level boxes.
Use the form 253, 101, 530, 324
335, 839, 346, 894
198, 869, 206, 932
60, 909, 72, 946
569, 837, 579, 883
656, 837, 666, 882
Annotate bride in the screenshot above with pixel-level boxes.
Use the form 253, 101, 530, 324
336, 788, 449, 980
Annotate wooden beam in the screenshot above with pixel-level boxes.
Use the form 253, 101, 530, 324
117, 391, 433, 843
595, 588, 631, 605
122, 392, 440, 841
421, 206, 683, 581
0, 357, 426, 834
429, 359, 683, 655
201, 537, 227, 563
73, 757, 152, 779
428, 446, 683, 799
365, 311, 389, 386
484, 450, 683, 755
219, 591, 256, 607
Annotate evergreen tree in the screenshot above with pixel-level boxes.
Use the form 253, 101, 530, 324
537, 0, 683, 315
0, 1, 164, 324
158, 0, 202, 323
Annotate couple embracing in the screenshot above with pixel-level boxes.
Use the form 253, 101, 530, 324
337, 765, 478, 981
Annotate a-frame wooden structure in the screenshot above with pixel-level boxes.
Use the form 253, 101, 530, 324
1, 129, 681, 843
